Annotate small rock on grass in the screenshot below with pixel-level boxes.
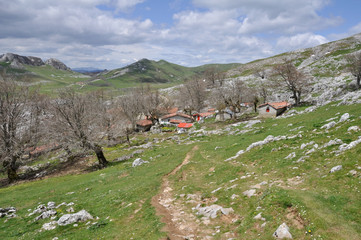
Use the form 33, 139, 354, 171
273, 223, 292, 239
330, 165, 342, 173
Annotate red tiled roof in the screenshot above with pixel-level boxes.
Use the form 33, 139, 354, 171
258, 101, 290, 110
170, 119, 183, 124
160, 112, 193, 120
178, 123, 193, 128
207, 108, 216, 112
194, 112, 215, 118
136, 119, 152, 127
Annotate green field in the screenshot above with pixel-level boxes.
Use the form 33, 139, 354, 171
1, 102, 360, 239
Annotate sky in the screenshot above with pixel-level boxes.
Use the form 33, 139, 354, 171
0, 0, 361, 69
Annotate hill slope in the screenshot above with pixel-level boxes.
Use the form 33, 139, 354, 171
0, 102, 360, 239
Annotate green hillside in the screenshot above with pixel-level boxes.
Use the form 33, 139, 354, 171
0, 102, 360, 239
99, 59, 241, 88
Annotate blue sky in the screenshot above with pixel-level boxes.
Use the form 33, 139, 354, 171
0, 0, 361, 69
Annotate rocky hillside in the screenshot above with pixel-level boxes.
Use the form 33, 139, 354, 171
225, 32, 361, 106
0, 53, 71, 70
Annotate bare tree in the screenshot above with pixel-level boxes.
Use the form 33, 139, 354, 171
179, 77, 207, 114
203, 67, 227, 87
272, 60, 311, 106
50, 89, 108, 167
346, 52, 361, 88
116, 88, 143, 146
0, 79, 43, 182
210, 80, 248, 119
253, 68, 267, 79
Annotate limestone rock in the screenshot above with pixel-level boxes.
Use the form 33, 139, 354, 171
193, 204, 233, 219
273, 223, 292, 239
132, 158, 149, 167
330, 165, 342, 173
242, 189, 256, 197
35, 210, 57, 221
57, 210, 93, 226
338, 113, 350, 123
321, 121, 336, 130
45, 58, 71, 71
42, 221, 57, 230
285, 152, 296, 159
348, 126, 360, 132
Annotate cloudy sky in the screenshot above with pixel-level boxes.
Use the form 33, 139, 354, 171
0, 0, 361, 69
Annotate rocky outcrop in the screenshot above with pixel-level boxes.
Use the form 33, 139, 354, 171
0, 53, 44, 68
0, 53, 70, 71
45, 58, 71, 71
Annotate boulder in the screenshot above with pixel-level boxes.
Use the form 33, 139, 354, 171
338, 113, 350, 123
242, 189, 256, 197
273, 223, 292, 239
57, 210, 93, 226
285, 152, 296, 159
35, 210, 57, 221
347, 126, 360, 132
193, 204, 233, 219
42, 221, 57, 230
132, 158, 149, 167
330, 165, 342, 173
321, 121, 336, 130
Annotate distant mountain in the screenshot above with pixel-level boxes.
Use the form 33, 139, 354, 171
0, 53, 71, 71
100, 58, 240, 87
72, 67, 106, 74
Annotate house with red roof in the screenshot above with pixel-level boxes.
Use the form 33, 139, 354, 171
160, 112, 193, 124
136, 119, 153, 132
258, 101, 290, 117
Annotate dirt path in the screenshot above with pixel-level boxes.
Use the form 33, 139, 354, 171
151, 145, 206, 240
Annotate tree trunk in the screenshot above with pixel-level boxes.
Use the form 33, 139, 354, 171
93, 144, 108, 168
3, 156, 19, 183
357, 75, 360, 88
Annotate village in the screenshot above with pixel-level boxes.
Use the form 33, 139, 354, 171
135, 101, 291, 133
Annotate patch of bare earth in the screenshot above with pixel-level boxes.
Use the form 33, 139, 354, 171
152, 146, 214, 240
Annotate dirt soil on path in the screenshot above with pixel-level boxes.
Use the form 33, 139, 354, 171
152, 145, 212, 240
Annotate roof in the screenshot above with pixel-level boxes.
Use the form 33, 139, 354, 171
170, 119, 183, 124
178, 123, 193, 128
258, 101, 290, 110
136, 119, 152, 127
207, 108, 216, 112
160, 112, 193, 120
194, 112, 215, 118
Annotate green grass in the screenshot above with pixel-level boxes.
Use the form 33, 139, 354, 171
1, 101, 361, 238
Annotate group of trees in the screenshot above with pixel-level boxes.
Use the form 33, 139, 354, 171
0, 78, 167, 183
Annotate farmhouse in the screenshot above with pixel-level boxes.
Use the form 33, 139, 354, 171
159, 112, 193, 124
136, 119, 153, 132
193, 110, 215, 122
258, 101, 290, 117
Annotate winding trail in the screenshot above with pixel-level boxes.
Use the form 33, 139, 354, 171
151, 145, 203, 240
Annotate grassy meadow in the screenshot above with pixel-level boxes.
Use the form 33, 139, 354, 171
0, 102, 360, 239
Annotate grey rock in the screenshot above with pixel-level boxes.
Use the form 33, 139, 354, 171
348, 126, 360, 132
285, 152, 296, 159
330, 165, 342, 173
338, 113, 350, 123
321, 121, 336, 130
132, 158, 149, 167
242, 189, 256, 197
42, 221, 57, 230
193, 204, 233, 219
349, 170, 357, 176
57, 210, 93, 226
273, 223, 292, 239
323, 138, 343, 148
45, 58, 71, 71
35, 210, 57, 221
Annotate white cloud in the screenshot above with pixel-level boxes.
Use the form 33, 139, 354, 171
276, 33, 328, 51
